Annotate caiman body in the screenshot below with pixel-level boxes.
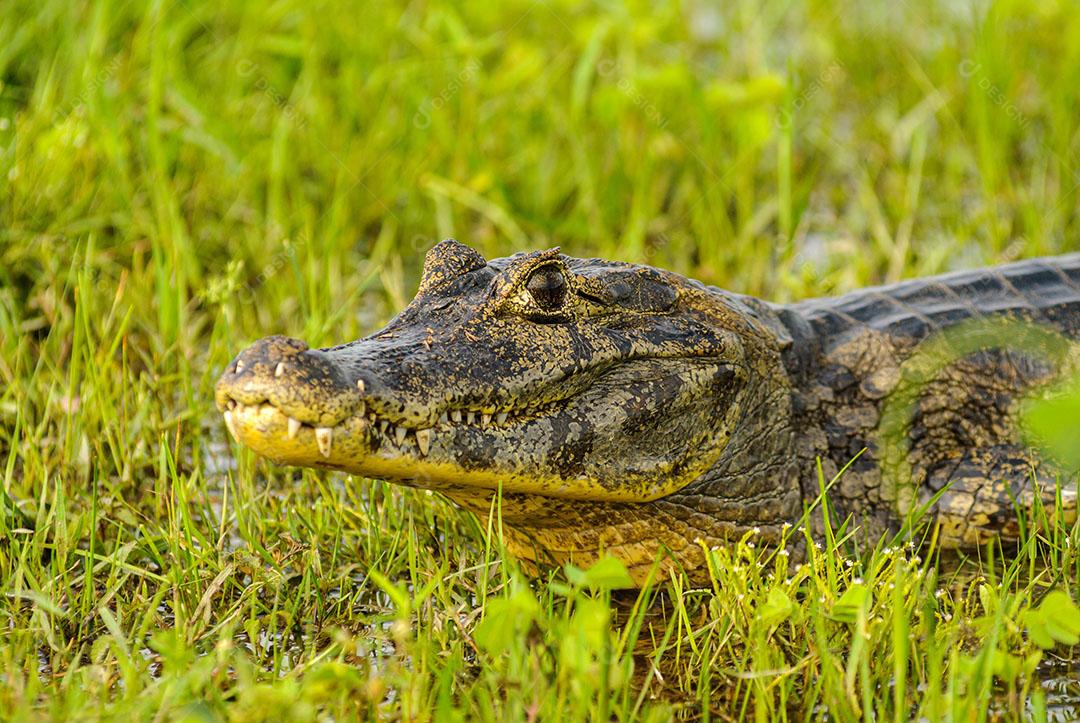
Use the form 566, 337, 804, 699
216, 241, 1080, 584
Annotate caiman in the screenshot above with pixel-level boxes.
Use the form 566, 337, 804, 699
215, 240, 1080, 584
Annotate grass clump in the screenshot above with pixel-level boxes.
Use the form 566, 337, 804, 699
3, 0, 1080, 718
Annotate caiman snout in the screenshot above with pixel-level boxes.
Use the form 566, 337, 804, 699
215, 331, 458, 467
215, 335, 364, 430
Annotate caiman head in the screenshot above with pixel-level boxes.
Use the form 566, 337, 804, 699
216, 239, 801, 584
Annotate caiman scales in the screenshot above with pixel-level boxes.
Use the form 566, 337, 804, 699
216, 241, 1080, 584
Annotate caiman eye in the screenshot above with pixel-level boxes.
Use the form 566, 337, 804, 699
525, 265, 568, 311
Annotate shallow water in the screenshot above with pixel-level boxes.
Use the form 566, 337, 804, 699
1035, 658, 1080, 722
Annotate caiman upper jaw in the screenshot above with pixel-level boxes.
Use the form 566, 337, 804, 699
215, 334, 365, 428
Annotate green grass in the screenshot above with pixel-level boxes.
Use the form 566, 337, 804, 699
2, 0, 1080, 718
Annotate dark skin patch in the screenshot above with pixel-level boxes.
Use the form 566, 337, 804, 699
545, 431, 593, 478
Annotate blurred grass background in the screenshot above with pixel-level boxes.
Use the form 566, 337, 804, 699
2, 0, 1080, 719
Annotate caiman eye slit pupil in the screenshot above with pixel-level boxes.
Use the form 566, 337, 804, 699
526, 265, 568, 311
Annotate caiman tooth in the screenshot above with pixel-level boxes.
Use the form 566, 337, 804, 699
275, 362, 285, 377
481, 412, 492, 427
439, 411, 449, 425
496, 411, 508, 425
451, 410, 462, 423
223, 411, 240, 442
287, 417, 301, 440
466, 411, 476, 425
356, 379, 365, 394
379, 420, 389, 434
315, 427, 333, 458
415, 429, 431, 456
394, 426, 408, 446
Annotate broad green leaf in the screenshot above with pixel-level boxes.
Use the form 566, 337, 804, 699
756, 587, 795, 628
1023, 590, 1080, 649
1023, 378, 1080, 470
571, 597, 610, 650
1023, 610, 1056, 650
473, 586, 540, 655
830, 583, 869, 624
566, 556, 633, 590
1039, 591, 1080, 645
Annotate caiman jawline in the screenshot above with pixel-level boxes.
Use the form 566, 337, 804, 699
219, 391, 568, 461
222, 397, 632, 501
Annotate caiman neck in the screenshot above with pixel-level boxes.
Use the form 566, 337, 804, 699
670, 288, 804, 523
